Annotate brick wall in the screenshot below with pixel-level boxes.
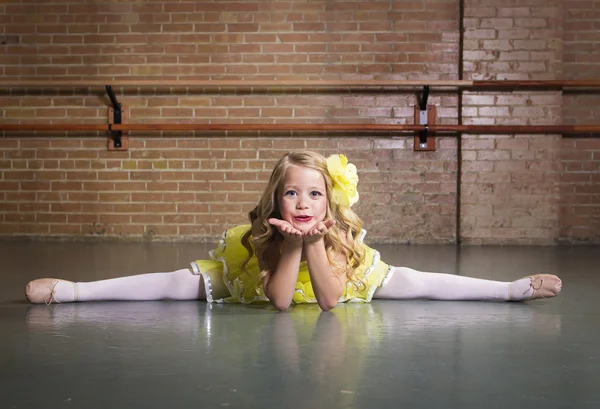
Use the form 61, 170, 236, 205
561, 0, 600, 242
0, 0, 599, 244
460, 0, 563, 244
0, 0, 459, 243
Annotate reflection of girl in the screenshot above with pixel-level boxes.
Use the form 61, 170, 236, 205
258, 309, 359, 408
26, 151, 561, 310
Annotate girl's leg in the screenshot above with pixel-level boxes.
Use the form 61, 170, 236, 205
25, 268, 205, 303
373, 267, 561, 301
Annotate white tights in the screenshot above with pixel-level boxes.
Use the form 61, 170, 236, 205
53, 266, 533, 303
61, 268, 205, 302
373, 267, 532, 301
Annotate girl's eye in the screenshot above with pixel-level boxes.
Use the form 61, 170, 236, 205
310, 191, 323, 197
285, 190, 297, 196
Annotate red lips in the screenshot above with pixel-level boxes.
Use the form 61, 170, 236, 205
294, 215, 313, 222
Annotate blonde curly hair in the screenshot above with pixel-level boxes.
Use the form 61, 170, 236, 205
241, 151, 366, 290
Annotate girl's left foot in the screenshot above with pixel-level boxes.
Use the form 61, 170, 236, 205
509, 274, 562, 301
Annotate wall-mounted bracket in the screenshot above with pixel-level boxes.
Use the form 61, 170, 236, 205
106, 85, 128, 151
419, 85, 430, 111
414, 105, 437, 151
414, 86, 436, 151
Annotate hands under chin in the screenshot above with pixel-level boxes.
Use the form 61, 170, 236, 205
268, 218, 336, 245
268, 218, 303, 245
302, 219, 336, 244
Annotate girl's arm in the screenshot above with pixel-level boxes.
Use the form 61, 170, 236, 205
254, 220, 303, 311
303, 222, 346, 311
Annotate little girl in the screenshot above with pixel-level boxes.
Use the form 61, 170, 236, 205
25, 151, 562, 311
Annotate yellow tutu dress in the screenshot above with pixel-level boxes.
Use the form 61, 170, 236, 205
190, 225, 393, 304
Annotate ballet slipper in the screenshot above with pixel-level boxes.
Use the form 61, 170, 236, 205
509, 274, 562, 301
526, 274, 562, 300
25, 279, 79, 305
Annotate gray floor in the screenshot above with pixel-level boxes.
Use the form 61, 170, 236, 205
0, 240, 598, 409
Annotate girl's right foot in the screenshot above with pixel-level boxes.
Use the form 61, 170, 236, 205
25, 279, 79, 304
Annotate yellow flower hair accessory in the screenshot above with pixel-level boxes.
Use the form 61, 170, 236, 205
326, 154, 359, 207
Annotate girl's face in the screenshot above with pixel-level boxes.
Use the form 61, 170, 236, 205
278, 165, 328, 232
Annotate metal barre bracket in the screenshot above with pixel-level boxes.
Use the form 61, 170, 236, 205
106, 85, 128, 151
414, 86, 436, 151
106, 85, 122, 148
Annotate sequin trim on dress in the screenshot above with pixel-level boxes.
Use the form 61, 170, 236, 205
344, 249, 381, 303
190, 262, 215, 303
209, 229, 259, 304
209, 230, 239, 303
379, 265, 395, 287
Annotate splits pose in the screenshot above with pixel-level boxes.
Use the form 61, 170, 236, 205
26, 151, 561, 311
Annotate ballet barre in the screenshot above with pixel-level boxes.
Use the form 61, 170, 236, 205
2, 124, 600, 133
3, 79, 599, 151
2, 79, 600, 88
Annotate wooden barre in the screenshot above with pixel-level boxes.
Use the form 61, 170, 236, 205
2, 124, 600, 134
2, 80, 467, 88
2, 80, 600, 89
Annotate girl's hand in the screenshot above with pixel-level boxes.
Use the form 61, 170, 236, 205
303, 219, 336, 244
268, 218, 303, 245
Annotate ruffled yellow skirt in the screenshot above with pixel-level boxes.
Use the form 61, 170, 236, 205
190, 225, 393, 304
